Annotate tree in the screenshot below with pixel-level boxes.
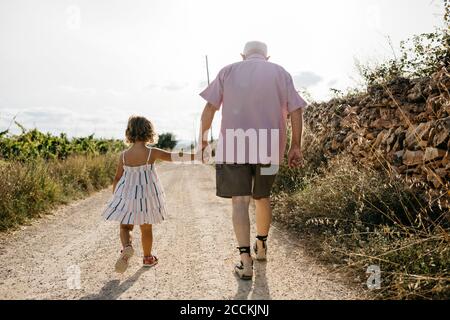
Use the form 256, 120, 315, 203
155, 132, 177, 150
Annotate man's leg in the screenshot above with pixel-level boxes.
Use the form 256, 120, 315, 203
232, 196, 252, 265
255, 198, 271, 258
252, 164, 277, 260
255, 197, 272, 237
216, 164, 253, 279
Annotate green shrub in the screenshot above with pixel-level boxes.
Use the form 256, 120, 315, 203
357, 28, 449, 86
155, 132, 178, 150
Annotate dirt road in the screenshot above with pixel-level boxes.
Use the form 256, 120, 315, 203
0, 163, 365, 300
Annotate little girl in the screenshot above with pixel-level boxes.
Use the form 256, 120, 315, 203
102, 115, 197, 273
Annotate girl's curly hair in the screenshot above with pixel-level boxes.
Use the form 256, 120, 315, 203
125, 116, 157, 144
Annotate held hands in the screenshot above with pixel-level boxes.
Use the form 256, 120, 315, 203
287, 145, 304, 168
201, 139, 209, 152
196, 140, 212, 164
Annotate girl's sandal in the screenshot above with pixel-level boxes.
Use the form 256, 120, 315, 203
143, 255, 158, 268
234, 247, 253, 280
115, 245, 134, 273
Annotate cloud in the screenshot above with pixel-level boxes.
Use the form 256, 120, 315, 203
0, 106, 126, 138
198, 81, 208, 89
59, 85, 97, 95
327, 78, 339, 87
142, 82, 189, 92
105, 89, 127, 97
293, 72, 323, 88
21, 110, 73, 123
142, 84, 158, 92
162, 82, 188, 91
1, 107, 74, 133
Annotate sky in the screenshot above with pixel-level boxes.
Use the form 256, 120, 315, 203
0, 0, 446, 141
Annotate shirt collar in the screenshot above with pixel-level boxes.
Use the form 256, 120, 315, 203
246, 53, 267, 60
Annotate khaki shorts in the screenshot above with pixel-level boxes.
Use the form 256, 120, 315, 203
215, 164, 278, 200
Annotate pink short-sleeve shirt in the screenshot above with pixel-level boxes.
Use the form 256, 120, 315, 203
200, 53, 307, 165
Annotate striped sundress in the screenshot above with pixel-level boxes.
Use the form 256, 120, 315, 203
102, 147, 167, 225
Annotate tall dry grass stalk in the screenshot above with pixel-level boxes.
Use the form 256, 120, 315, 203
273, 153, 449, 299
0, 153, 118, 231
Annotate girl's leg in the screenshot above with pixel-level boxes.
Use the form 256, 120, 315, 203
115, 224, 135, 273
140, 224, 153, 257
120, 224, 134, 248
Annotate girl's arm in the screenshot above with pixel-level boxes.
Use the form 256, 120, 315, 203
112, 152, 125, 193
151, 147, 200, 163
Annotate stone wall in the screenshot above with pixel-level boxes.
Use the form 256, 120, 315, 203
303, 67, 449, 196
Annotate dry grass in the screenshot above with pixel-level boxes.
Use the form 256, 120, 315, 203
0, 153, 118, 231
272, 155, 449, 299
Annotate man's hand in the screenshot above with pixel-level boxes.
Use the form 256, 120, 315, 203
201, 139, 209, 152
193, 148, 204, 163
288, 108, 304, 168
198, 102, 217, 164
287, 145, 304, 168
197, 141, 211, 164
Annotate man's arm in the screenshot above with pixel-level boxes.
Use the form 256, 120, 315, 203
199, 102, 218, 150
288, 108, 304, 168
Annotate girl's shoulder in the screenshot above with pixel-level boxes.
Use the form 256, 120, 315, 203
122, 147, 132, 154
147, 146, 157, 164
121, 148, 131, 160
122, 145, 156, 166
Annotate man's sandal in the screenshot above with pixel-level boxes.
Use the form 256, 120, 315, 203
115, 245, 134, 273
254, 235, 268, 261
234, 247, 253, 280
